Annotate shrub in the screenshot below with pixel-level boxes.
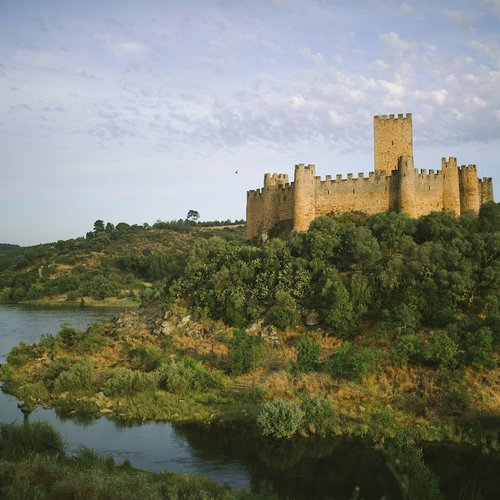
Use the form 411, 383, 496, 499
239, 383, 269, 403
74, 322, 108, 354
300, 396, 339, 436
0, 422, 65, 459
38, 334, 62, 354
155, 357, 218, 394
294, 336, 321, 373
19, 381, 49, 406
265, 291, 300, 330
257, 399, 304, 439
6, 342, 33, 367
53, 360, 96, 393
461, 326, 494, 367
228, 329, 266, 374
43, 358, 71, 382
428, 332, 459, 370
375, 407, 396, 429
103, 368, 157, 397
391, 334, 424, 366
383, 303, 421, 335
450, 317, 495, 367
129, 345, 163, 371
25, 284, 45, 301
58, 324, 81, 345
328, 342, 382, 381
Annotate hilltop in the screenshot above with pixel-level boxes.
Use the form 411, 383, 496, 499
0, 219, 245, 308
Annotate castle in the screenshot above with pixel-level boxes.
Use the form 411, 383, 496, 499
246, 113, 494, 239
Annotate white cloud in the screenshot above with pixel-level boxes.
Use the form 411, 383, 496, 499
413, 88, 448, 106
379, 32, 416, 53
470, 37, 500, 66
328, 110, 346, 125
289, 95, 306, 109
463, 73, 480, 83
464, 96, 487, 109
441, 8, 477, 26
94, 33, 149, 55
297, 47, 325, 66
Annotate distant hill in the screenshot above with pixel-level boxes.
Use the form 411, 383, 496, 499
0, 243, 22, 255
0, 219, 245, 307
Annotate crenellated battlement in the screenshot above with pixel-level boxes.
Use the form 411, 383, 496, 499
246, 112, 494, 239
264, 173, 288, 180
417, 168, 441, 179
459, 164, 478, 173
374, 112, 412, 122
318, 170, 394, 186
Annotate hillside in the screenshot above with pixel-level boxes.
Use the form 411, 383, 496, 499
0, 220, 245, 307
2, 203, 499, 451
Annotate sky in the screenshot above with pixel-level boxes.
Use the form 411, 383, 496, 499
1, 0, 499, 246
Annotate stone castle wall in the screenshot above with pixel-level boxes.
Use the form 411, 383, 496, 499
246, 114, 494, 239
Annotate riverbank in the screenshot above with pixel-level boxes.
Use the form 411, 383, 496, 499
1, 303, 498, 451
0, 421, 264, 499
16, 296, 139, 309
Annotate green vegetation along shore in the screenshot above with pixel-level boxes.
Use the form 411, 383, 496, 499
2, 203, 499, 451
1, 420, 457, 499
0, 421, 270, 499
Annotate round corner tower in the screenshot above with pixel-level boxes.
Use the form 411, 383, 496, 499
293, 164, 316, 232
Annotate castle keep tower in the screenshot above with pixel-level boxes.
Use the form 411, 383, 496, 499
374, 113, 413, 173
245, 113, 494, 239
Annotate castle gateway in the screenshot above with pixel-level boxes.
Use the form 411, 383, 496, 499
246, 113, 494, 239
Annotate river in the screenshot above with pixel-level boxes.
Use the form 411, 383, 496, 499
0, 303, 498, 499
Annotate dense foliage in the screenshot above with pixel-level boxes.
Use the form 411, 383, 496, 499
0, 218, 245, 305
175, 204, 499, 336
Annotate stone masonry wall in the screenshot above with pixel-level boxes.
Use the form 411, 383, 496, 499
245, 114, 494, 239
374, 113, 413, 173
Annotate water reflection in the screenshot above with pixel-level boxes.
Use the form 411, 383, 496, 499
174, 422, 389, 499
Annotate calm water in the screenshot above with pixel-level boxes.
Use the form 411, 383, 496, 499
1, 304, 499, 499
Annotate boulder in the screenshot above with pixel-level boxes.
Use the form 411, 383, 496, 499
306, 312, 320, 326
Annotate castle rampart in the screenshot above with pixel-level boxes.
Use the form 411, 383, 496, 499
246, 113, 494, 239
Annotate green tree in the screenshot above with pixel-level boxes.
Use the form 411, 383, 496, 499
265, 290, 300, 330
295, 336, 321, 373
315, 267, 354, 337
93, 220, 105, 232
228, 329, 266, 374
186, 210, 200, 222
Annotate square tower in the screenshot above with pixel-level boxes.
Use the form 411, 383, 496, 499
374, 113, 413, 173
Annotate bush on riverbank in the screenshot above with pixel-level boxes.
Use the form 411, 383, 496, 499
0, 423, 269, 500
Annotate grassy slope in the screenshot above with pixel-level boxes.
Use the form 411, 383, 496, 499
0, 225, 245, 307
2, 302, 498, 450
